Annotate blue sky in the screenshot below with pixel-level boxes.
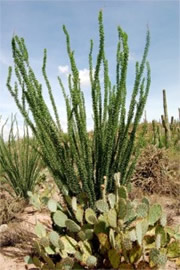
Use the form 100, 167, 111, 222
0, 0, 179, 133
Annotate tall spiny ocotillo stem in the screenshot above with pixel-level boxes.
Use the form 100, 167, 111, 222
6, 11, 151, 206
161, 89, 171, 147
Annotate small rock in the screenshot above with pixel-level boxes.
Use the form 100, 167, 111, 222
0, 224, 8, 233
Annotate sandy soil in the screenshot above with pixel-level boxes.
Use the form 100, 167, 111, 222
0, 206, 51, 270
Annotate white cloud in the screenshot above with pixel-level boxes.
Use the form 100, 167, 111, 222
58, 65, 69, 74
79, 68, 91, 87
129, 52, 136, 62
0, 51, 11, 66
58, 66, 95, 88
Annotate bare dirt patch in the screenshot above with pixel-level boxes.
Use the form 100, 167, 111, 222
0, 203, 51, 270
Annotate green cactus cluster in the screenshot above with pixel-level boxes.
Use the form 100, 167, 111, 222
152, 89, 180, 149
26, 177, 180, 269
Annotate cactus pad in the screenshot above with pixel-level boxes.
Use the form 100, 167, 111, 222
96, 199, 109, 213
35, 222, 46, 238
109, 228, 115, 248
148, 204, 162, 225
74, 251, 82, 261
129, 244, 142, 264
118, 186, 127, 199
155, 225, 167, 247
97, 233, 109, 248
60, 236, 77, 254
53, 210, 68, 227
78, 240, 92, 256
136, 222, 142, 245
155, 233, 161, 249
160, 212, 167, 226
59, 257, 74, 270
107, 208, 117, 228
149, 248, 167, 267
32, 256, 42, 268
49, 231, 60, 248
65, 219, 81, 232
85, 229, 93, 240
39, 237, 49, 248
167, 241, 180, 258
118, 198, 127, 219
85, 208, 97, 224
136, 203, 148, 218
78, 230, 86, 241
108, 193, 115, 208
141, 197, 149, 207
47, 198, 57, 212
75, 206, 84, 223
71, 197, 77, 212
108, 249, 121, 268
86, 255, 97, 267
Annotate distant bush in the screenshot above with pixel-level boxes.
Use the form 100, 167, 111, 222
132, 145, 180, 197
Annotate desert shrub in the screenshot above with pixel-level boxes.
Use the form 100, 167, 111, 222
0, 222, 36, 259
26, 176, 180, 269
0, 117, 42, 199
7, 11, 151, 206
0, 196, 26, 225
132, 145, 180, 197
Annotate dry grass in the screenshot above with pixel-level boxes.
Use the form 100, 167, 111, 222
132, 145, 180, 197
0, 188, 27, 225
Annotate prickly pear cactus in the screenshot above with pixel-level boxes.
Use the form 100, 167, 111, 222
28, 178, 180, 270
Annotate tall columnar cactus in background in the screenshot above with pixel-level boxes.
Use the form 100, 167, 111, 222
152, 120, 157, 145
6, 11, 151, 206
161, 89, 171, 148
152, 120, 163, 148
151, 91, 180, 149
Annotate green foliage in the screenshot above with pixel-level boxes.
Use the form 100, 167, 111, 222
167, 240, 180, 258
151, 90, 180, 150
28, 179, 56, 210
0, 117, 42, 199
136, 202, 148, 218
148, 204, 162, 225
7, 10, 151, 206
85, 208, 97, 224
53, 210, 68, 227
95, 199, 109, 213
27, 178, 180, 269
161, 89, 171, 148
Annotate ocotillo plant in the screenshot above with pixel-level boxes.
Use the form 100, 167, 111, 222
6, 11, 151, 206
0, 117, 42, 198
